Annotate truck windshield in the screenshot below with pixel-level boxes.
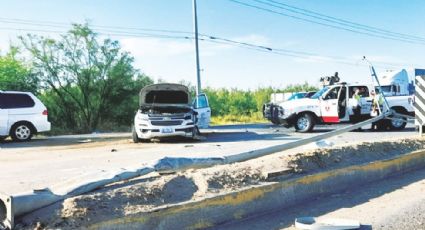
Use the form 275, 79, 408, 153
310, 87, 329, 99
287, 93, 306, 101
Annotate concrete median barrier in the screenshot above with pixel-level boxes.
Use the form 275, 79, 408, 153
90, 149, 425, 229
0, 167, 155, 229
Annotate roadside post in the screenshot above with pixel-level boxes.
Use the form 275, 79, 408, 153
192, 0, 202, 97
415, 69, 425, 136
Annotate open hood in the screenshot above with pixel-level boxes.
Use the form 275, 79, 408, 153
139, 83, 191, 107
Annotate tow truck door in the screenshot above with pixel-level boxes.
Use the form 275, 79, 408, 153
320, 86, 341, 123
193, 93, 211, 129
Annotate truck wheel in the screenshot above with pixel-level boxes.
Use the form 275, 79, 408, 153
191, 127, 197, 138
389, 115, 407, 130
132, 126, 140, 143
10, 122, 34, 142
271, 107, 281, 125
295, 113, 315, 133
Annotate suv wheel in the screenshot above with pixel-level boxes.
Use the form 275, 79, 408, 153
132, 126, 140, 143
295, 113, 315, 133
11, 123, 33, 142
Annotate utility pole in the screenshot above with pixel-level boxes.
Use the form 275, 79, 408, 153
193, 0, 202, 96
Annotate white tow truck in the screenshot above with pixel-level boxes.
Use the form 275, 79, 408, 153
275, 78, 414, 132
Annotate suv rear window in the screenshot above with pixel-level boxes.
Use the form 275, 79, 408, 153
0, 93, 35, 109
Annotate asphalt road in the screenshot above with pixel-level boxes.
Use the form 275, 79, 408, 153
214, 167, 425, 230
0, 123, 417, 195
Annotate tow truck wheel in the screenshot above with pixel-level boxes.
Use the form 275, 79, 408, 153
295, 113, 315, 133
132, 126, 140, 143
271, 107, 281, 125
389, 116, 407, 130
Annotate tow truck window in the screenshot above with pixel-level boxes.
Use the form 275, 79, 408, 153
324, 87, 341, 100
349, 86, 369, 98
311, 87, 329, 99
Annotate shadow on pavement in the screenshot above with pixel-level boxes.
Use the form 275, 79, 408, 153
213, 168, 425, 230
0, 136, 128, 149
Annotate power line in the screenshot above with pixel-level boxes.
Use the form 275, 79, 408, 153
0, 26, 191, 40
227, 0, 425, 45
0, 17, 192, 35
0, 19, 317, 56
262, 0, 425, 42
0, 16, 420, 65
0, 21, 414, 69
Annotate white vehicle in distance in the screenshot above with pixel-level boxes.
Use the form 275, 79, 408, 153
132, 83, 211, 143
0, 91, 51, 141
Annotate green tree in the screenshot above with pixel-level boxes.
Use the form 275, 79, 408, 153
20, 24, 152, 132
0, 47, 38, 92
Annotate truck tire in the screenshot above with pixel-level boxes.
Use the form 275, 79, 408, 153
271, 107, 281, 125
295, 113, 315, 133
191, 126, 200, 139
132, 126, 140, 143
10, 122, 34, 142
388, 114, 407, 131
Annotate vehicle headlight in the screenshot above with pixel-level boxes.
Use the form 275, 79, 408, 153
137, 113, 149, 121
184, 114, 192, 120
278, 107, 285, 115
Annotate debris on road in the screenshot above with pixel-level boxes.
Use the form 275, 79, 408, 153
77, 139, 93, 144
295, 217, 360, 230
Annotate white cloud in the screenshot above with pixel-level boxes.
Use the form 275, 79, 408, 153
118, 34, 273, 83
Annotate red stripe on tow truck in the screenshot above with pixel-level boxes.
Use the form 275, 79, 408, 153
322, 116, 339, 123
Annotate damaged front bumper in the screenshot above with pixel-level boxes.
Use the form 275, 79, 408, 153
279, 112, 297, 128
135, 124, 196, 139
134, 112, 196, 139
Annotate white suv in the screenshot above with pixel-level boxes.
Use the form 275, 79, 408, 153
132, 83, 210, 142
0, 91, 51, 141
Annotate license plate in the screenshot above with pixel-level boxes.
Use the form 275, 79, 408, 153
161, 128, 174, 133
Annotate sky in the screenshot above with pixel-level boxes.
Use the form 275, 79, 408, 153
0, 0, 424, 89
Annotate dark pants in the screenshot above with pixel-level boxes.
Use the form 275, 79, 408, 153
371, 109, 381, 130
352, 105, 361, 124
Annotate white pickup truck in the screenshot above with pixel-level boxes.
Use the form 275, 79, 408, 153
275, 83, 414, 132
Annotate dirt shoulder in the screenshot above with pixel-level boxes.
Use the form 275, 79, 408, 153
17, 137, 425, 229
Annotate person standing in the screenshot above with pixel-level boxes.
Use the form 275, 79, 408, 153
352, 88, 362, 130
370, 90, 384, 130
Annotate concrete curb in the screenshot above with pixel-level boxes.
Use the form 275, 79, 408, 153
90, 149, 425, 230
